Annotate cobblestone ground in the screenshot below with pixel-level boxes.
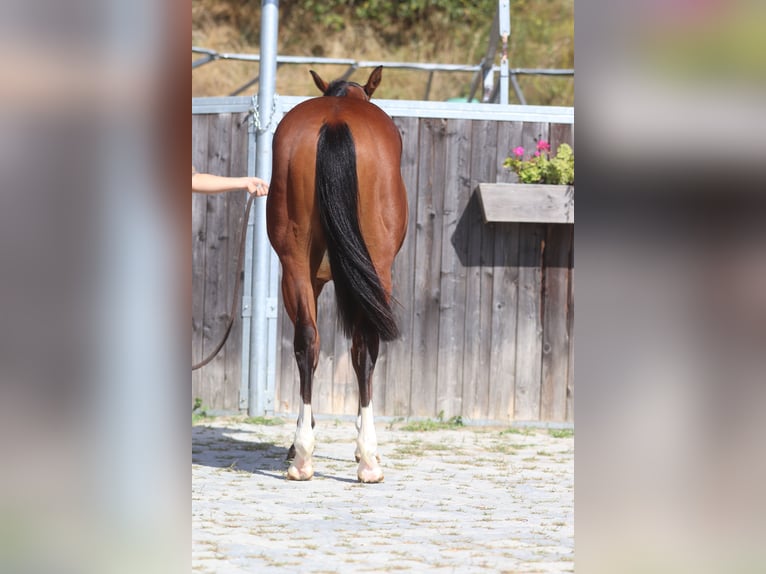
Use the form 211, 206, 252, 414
192, 416, 574, 573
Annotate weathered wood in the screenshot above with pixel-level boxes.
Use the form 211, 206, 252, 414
223, 115, 248, 409
191, 115, 209, 401
200, 113, 233, 408
521, 121, 549, 155
316, 282, 336, 415
540, 224, 573, 421
514, 223, 545, 421
488, 223, 520, 422
487, 121, 521, 422
384, 116, 419, 417
476, 183, 574, 224
333, 289, 359, 417
435, 118, 472, 418
276, 308, 298, 415
410, 118, 447, 417
461, 119, 498, 420
194, 111, 575, 423
548, 123, 574, 155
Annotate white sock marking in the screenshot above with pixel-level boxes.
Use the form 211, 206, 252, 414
356, 403, 378, 463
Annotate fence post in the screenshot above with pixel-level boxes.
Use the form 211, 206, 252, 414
239, 99, 257, 412
247, 0, 280, 416
498, 0, 510, 105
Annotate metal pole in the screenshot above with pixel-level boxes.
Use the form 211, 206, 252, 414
248, 0, 279, 416
510, 73, 527, 105
239, 103, 257, 412
498, 0, 510, 105
468, 9, 499, 103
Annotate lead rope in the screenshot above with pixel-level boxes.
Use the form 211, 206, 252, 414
192, 192, 256, 371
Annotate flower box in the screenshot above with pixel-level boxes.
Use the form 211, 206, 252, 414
475, 183, 574, 224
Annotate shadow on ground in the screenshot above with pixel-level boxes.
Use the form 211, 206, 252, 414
192, 424, 360, 484
192, 425, 290, 480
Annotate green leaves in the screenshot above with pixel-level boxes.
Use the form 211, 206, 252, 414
503, 142, 574, 185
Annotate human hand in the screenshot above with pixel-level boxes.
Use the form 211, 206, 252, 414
245, 177, 269, 197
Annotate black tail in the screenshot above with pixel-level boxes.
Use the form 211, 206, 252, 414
315, 122, 399, 341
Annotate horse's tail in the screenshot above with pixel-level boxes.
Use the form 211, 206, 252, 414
315, 121, 400, 341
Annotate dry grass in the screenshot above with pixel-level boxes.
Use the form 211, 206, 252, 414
192, 0, 573, 105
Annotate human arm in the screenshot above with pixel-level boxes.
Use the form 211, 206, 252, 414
192, 173, 268, 196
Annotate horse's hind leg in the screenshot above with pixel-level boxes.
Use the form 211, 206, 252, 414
352, 327, 384, 483
284, 280, 320, 481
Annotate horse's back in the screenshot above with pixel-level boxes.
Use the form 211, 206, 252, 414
274, 97, 401, 163
269, 97, 406, 259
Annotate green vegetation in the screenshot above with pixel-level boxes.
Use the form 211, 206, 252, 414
548, 428, 574, 439
243, 416, 285, 426
499, 426, 534, 436
400, 411, 464, 431
503, 142, 574, 185
192, 0, 573, 105
192, 397, 214, 425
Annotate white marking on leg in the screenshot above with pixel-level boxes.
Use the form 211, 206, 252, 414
354, 408, 362, 462
356, 403, 384, 483
287, 403, 315, 481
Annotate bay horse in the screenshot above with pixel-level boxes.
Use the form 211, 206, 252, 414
267, 67, 408, 483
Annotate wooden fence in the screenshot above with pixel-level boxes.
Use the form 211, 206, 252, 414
192, 106, 574, 423
192, 113, 249, 410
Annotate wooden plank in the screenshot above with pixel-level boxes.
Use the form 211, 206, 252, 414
549, 121, 575, 422
199, 113, 233, 409
334, 293, 358, 418
408, 118, 447, 417
315, 283, 337, 416
514, 222, 545, 421
496, 120, 525, 181
476, 126, 500, 422
461, 119, 498, 420
435, 118, 472, 419
384, 116, 419, 417
504, 121, 526, 185
548, 123, 574, 154
540, 224, 573, 421
487, 121, 521, 422
223, 114, 248, 410
273, 299, 286, 413
521, 121, 549, 155
476, 183, 574, 223
191, 115, 209, 404
488, 223, 520, 422
276, 308, 299, 415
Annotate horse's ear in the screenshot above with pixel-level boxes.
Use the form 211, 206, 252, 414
363, 66, 383, 97
310, 70, 328, 94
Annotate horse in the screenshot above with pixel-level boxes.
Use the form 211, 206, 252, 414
266, 66, 408, 483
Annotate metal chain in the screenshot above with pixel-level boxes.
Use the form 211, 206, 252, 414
249, 93, 280, 133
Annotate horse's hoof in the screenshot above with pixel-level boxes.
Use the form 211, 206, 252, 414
357, 460, 384, 483
287, 463, 314, 481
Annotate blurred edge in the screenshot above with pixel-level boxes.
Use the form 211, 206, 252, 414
576, 0, 766, 572
1, 0, 765, 572
0, 0, 190, 573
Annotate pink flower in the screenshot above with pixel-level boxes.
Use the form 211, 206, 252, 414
513, 146, 524, 157
536, 140, 551, 152
534, 151, 540, 157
